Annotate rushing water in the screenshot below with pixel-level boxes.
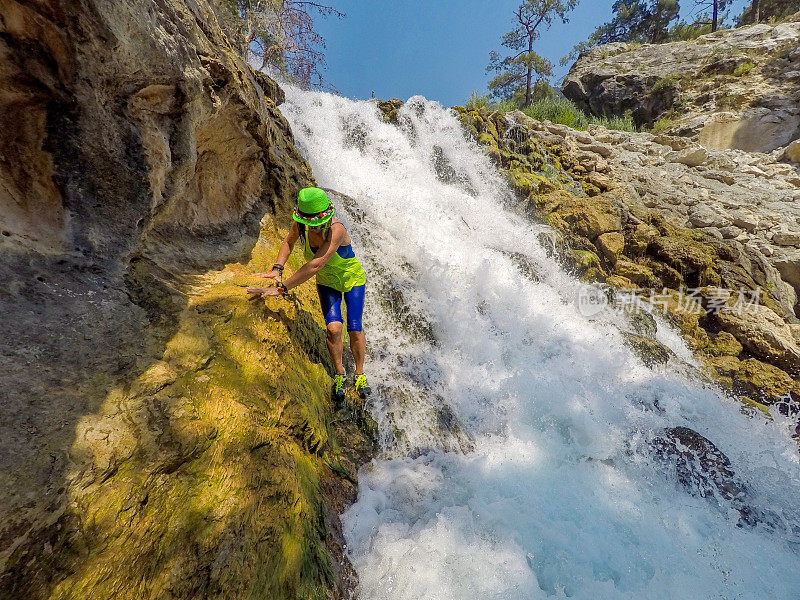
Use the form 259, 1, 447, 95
280, 88, 800, 599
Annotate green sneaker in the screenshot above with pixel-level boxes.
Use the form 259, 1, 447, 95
332, 372, 346, 402
354, 373, 371, 399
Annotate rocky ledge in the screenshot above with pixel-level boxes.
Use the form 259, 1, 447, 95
563, 14, 800, 158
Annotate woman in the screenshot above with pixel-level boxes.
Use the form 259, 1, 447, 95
246, 187, 370, 401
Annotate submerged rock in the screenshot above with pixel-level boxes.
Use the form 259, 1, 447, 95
650, 427, 764, 526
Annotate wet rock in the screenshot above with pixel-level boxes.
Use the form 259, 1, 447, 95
453, 94, 800, 418
596, 231, 625, 265
377, 98, 404, 124
650, 427, 759, 526
733, 358, 800, 408
622, 333, 674, 367
701, 332, 744, 358
614, 259, 655, 286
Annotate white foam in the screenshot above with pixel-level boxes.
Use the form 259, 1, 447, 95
281, 88, 800, 599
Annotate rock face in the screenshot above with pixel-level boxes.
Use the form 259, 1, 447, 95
0, 1, 372, 599
446, 103, 800, 424
563, 16, 800, 155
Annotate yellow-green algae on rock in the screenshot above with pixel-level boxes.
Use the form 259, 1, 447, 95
39, 229, 375, 600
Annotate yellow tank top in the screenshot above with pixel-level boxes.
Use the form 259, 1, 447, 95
303, 226, 366, 293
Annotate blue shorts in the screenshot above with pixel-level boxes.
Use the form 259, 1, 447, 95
317, 284, 365, 331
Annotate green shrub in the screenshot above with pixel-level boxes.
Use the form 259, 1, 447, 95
491, 99, 517, 112
717, 92, 748, 110
598, 112, 637, 132
463, 94, 635, 133
521, 97, 635, 132
651, 116, 676, 134
732, 61, 755, 77
465, 91, 490, 110
651, 73, 681, 93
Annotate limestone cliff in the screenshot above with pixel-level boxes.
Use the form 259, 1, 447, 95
0, 1, 372, 598
562, 15, 800, 157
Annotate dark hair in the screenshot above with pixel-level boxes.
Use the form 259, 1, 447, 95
297, 221, 334, 244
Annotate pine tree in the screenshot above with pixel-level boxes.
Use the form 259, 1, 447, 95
737, 0, 800, 23
684, 0, 723, 31
565, 0, 678, 64
487, 0, 579, 107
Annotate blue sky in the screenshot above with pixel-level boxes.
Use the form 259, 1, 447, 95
314, 0, 750, 106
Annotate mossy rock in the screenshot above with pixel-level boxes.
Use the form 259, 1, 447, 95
486, 145, 502, 164
542, 211, 568, 232
483, 118, 499, 140
648, 235, 716, 273
646, 259, 683, 289
606, 274, 636, 289
622, 333, 674, 367
507, 170, 535, 195
581, 266, 607, 282
732, 358, 800, 405
627, 309, 658, 338
701, 331, 744, 357
568, 249, 602, 274
703, 354, 741, 389
614, 259, 655, 286
554, 195, 621, 240
628, 223, 660, 256
596, 231, 625, 265
738, 395, 772, 418
508, 169, 553, 196
658, 289, 710, 351
478, 132, 497, 147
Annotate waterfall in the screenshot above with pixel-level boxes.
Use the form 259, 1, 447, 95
280, 88, 800, 599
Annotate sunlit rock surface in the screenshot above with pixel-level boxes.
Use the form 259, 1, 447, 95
563, 15, 800, 155
0, 1, 373, 598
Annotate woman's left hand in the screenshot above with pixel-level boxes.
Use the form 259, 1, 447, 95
246, 286, 282, 298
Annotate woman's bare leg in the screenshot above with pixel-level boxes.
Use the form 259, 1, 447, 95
326, 322, 345, 374
348, 330, 366, 374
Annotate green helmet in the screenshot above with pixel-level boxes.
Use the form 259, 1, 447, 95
293, 187, 334, 226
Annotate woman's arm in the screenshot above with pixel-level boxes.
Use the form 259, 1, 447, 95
282, 223, 345, 291
253, 222, 300, 281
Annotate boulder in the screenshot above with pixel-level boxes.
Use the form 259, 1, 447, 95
614, 259, 656, 286
733, 358, 800, 407
785, 140, 800, 162
772, 230, 800, 247
673, 147, 709, 167
689, 206, 727, 228
623, 333, 674, 366
650, 426, 762, 526
717, 303, 800, 372
596, 231, 625, 264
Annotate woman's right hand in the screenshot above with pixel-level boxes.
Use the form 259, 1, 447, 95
253, 270, 282, 282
